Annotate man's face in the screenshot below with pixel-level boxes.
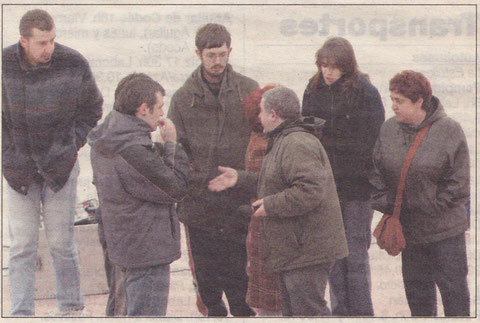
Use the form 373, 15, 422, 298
20, 27, 56, 66
196, 43, 232, 80
259, 99, 276, 133
145, 92, 165, 131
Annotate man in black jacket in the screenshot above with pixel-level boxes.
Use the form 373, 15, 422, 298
2, 9, 103, 316
88, 73, 189, 316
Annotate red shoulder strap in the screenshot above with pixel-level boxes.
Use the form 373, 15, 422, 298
392, 125, 431, 219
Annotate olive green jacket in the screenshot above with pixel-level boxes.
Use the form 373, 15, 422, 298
168, 64, 258, 242
238, 118, 348, 272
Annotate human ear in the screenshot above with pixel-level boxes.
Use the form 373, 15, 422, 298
19, 36, 28, 49
136, 103, 148, 116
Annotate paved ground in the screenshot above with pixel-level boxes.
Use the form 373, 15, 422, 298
1, 213, 476, 318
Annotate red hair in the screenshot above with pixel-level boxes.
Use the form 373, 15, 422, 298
389, 70, 432, 110
243, 84, 278, 133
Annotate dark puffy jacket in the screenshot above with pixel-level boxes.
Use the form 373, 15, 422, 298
370, 97, 470, 244
168, 64, 258, 242
88, 110, 189, 268
237, 118, 348, 273
302, 75, 384, 201
2, 42, 103, 194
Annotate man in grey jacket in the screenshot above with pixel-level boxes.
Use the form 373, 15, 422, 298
88, 73, 189, 316
209, 87, 348, 316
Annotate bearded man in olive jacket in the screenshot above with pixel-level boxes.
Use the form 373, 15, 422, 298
168, 23, 258, 317
209, 87, 348, 316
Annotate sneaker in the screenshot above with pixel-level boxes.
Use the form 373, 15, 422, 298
49, 308, 90, 316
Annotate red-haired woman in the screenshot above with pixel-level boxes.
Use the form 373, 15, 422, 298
242, 84, 283, 316
370, 70, 470, 316
302, 37, 385, 316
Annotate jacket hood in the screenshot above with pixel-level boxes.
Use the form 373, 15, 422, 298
87, 110, 153, 158
267, 116, 325, 138
400, 96, 446, 132
266, 117, 325, 153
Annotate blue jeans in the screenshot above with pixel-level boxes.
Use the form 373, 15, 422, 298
402, 233, 470, 316
5, 161, 83, 316
123, 264, 170, 316
329, 200, 374, 316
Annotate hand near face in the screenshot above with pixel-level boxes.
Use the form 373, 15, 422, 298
208, 166, 238, 192
158, 118, 177, 143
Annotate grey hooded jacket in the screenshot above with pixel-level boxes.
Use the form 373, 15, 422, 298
88, 110, 189, 268
370, 96, 470, 244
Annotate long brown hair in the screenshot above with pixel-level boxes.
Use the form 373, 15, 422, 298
310, 37, 368, 93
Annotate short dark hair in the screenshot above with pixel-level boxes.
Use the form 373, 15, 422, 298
389, 70, 432, 110
195, 23, 231, 53
114, 73, 165, 116
19, 9, 55, 38
262, 86, 301, 121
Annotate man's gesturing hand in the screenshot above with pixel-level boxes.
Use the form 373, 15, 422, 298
208, 166, 238, 192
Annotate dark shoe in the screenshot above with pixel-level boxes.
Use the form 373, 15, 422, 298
230, 304, 256, 317
207, 303, 228, 317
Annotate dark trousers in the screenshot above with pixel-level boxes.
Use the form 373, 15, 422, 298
279, 262, 334, 316
329, 200, 374, 316
98, 218, 127, 316
187, 226, 254, 317
402, 233, 470, 317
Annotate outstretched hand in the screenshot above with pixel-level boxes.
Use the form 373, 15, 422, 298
208, 166, 238, 192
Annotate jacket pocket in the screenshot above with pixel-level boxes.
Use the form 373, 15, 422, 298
263, 218, 302, 262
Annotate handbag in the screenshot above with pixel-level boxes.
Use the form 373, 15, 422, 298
373, 125, 431, 256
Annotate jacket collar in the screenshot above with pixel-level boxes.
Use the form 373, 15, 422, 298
265, 117, 325, 153
16, 42, 53, 72
398, 96, 446, 133
187, 64, 235, 97
318, 73, 346, 91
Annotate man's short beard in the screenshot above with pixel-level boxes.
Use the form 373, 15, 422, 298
202, 65, 226, 83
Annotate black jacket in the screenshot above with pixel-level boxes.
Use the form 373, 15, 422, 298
302, 75, 385, 201
2, 42, 103, 194
88, 110, 189, 268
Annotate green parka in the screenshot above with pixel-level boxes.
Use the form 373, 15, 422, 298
168, 64, 258, 242
237, 118, 349, 272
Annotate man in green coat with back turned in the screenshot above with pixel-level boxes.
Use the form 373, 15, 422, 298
209, 86, 348, 316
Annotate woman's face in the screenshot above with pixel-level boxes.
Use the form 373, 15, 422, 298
321, 63, 343, 85
390, 91, 425, 125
